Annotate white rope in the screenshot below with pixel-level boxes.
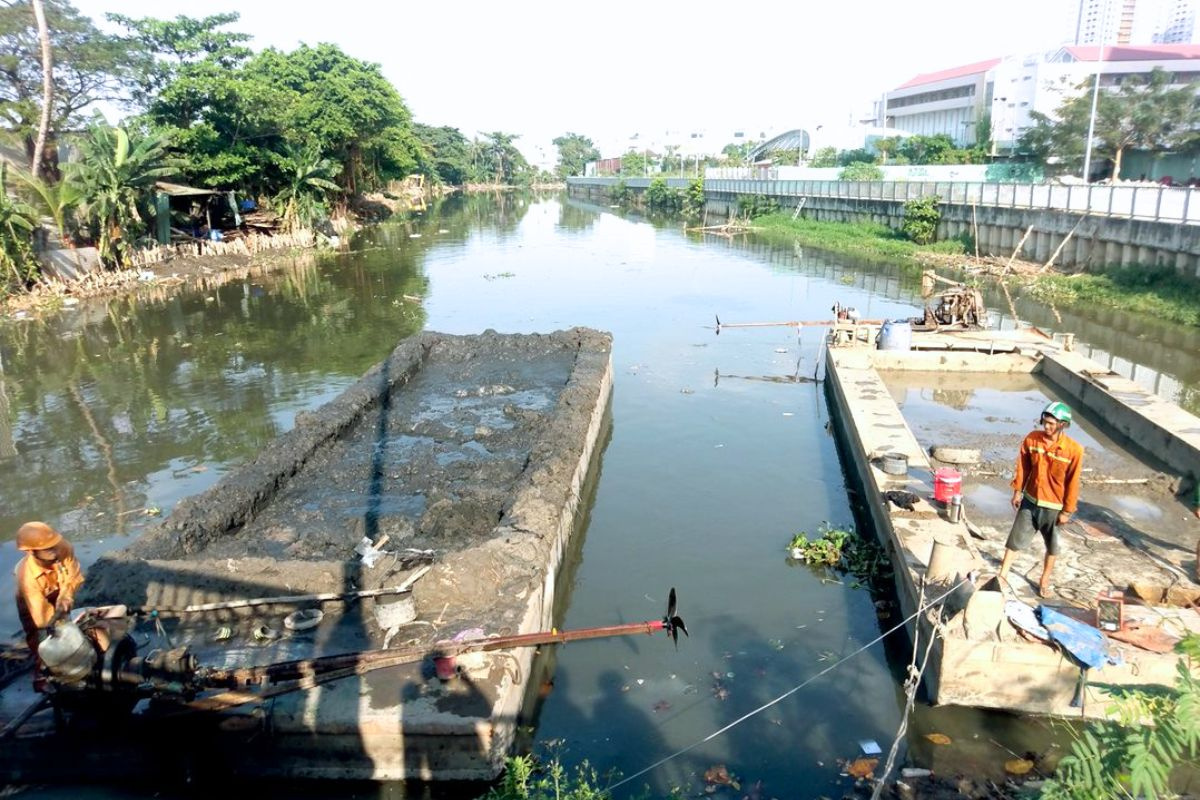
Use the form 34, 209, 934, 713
606, 577, 967, 792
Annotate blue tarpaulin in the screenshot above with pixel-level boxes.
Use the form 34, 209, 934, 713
1038, 605, 1121, 669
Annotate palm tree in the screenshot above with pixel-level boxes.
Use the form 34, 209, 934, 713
67, 121, 175, 267
273, 149, 341, 232
14, 168, 81, 246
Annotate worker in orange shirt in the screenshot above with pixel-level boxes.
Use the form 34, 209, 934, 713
998, 402, 1084, 599
14, 521, 84, 687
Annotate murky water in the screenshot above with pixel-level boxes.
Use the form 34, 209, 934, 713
2, 193, 1198, 798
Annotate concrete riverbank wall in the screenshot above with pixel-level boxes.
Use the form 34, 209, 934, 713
3, 328, 614, 782
567, 178, 1200, 279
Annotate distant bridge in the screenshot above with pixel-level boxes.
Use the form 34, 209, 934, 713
747, 129, 811, 162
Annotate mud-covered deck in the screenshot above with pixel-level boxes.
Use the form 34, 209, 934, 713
0, 328, 613, 782
825, 328, 1200, 718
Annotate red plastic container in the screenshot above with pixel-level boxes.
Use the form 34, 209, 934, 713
933, 468, 962, 503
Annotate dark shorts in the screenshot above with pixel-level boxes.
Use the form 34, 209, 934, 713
1006, 499, 1061, 556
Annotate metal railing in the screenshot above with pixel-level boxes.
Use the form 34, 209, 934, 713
567, 177, 1200, 225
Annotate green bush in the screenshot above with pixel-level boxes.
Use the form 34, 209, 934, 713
0, 163, 40, 296
645, 178, 683, 214
736, 194, 779, 219
609, 180, 632, 206
901, 195, 941, 244
1042, 635, 1200, 799
682, 178, 705, 221
481, 756, 611, 800
838, 162, 884, 181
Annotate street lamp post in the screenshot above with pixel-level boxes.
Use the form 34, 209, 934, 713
1082, 1, 1109, 182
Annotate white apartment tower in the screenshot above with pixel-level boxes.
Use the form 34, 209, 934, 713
1075, 0, 1199, 43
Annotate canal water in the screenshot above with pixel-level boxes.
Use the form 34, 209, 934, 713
2, 193, 1199, 798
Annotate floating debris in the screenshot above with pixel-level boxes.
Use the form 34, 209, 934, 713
925, 733, 952, 745
703, 764, 739, 790
652, 700, 671, 713
845, 757, 878, 779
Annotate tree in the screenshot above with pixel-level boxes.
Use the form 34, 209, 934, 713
838, 147, 876, 166
620, 149, 649, 177
413, 124, 472, 185
29, 0, 50, 178
476, 131, 529, 184
552, 132, 599, 178
896, 134, 956, 165
13, 165, 79, 243
1020, 68, 1200, 179
0, 0, 134, 177
810, 146, 838, 167
68, 120, 175, 267
875, 136, 900, 164
108, 11, 252, 108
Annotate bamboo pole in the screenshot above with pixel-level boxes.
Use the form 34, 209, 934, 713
1003, 224, 1036, 275
147, 566, 431, 614
1038, 216, 1087, 274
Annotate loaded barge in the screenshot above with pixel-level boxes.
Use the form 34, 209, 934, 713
824, 320, 1200, 717
0, 328, 613, 782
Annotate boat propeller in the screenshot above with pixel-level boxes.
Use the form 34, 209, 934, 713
663, 587, 688, 647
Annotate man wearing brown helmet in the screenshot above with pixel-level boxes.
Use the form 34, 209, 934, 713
14, 521, 84, 686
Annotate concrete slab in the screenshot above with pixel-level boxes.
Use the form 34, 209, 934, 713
0, 328, 613, 781
825, 329, 1200, 719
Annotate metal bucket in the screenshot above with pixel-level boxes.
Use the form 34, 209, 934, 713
879, 452, 908, 475
39, 622, 97, 683
373, 592, 417, 630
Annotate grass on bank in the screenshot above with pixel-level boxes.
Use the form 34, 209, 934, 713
749, 213, 1200, 328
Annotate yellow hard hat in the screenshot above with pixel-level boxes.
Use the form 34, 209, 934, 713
16, 521, 63, 551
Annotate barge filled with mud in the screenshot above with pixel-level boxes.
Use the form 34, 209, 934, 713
823, 322, 1200, 719
0, 328, 613, 782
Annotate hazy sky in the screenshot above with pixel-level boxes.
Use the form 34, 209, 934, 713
70, 0, 1078, 164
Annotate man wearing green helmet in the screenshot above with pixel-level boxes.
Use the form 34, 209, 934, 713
998, 400, 1084, 598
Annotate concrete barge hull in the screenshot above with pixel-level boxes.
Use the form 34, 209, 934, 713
823, 330, 1198, 719
1, 328, 613, 782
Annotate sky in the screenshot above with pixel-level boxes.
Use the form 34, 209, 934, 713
69, 0, 1078, 166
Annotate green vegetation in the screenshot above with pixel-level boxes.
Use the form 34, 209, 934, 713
838, 162, 884, 181
1043, 635, 1200, 799
0, 2, 551, 296
682, 178, 705, 222
901, 195, 941, 245
644, 178, 682, 214
481, 756, 611, 800
753, 212, 965, 260
786, 524, 893, 588
0, 163, 39, 291
735, 194, 779, 219
1029, 266, 1200, 327
553, 133, 599, 179
1019, 67, 1200, 178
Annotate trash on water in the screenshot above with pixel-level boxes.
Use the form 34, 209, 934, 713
901, 768, 932, 778
774, 348, 788, 353
703, 764, 739, 790
211, 625, 234, 642
925, 733, 952, 745
782, 412, 794, 417
62, 297, 79, 307
845, 758, 878, 779
138, 270, 156, 282
1005, 758, 1034, 775
859, 739, 882, 755
283, 608, 324, 631
253, 624, 280, 642
409, 233, 421, 238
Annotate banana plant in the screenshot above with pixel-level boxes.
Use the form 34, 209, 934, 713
0, 162, 40, 291
67, 120, 176, 267
273, 148, 341, 232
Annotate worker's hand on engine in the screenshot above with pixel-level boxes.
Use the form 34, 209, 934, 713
1011, 491, 1022, 511
55, 595, 74, 616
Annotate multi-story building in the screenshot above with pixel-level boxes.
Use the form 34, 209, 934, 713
875, 44, 1200, 152
1074, 0, 1199, 44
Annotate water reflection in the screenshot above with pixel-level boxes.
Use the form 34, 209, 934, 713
2, 192, 1198, 798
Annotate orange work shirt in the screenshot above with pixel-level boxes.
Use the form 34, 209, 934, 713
1011, 430, 1084, 513
14, 541, 84, 631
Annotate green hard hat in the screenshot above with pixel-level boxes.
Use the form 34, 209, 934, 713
1043, 401, 1072, 423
